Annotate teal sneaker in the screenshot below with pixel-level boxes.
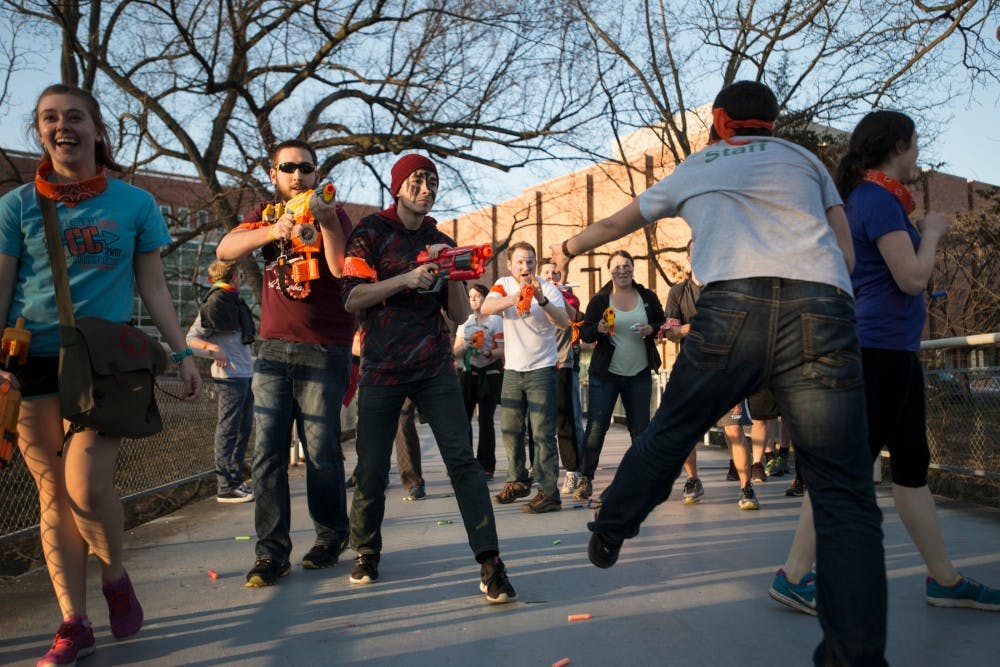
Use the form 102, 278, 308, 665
926, 575, 1000, 611
768, 569, 817, 616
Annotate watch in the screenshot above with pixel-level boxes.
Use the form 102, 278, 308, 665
537, 295, 550, 307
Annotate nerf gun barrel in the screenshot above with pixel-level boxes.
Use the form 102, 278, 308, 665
0, 379, 20, 470
415, 244, 493, 293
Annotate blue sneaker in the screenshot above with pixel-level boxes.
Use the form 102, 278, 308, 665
768, 569, 817, 616
926, 575, 1000, 611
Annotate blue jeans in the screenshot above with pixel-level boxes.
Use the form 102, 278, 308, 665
500, 367, 560, 497
350, 374, 499, 558
589, 278, 886, 666
581, 370, 652, 479
251, 339, 351, 561
213, 377, 254, 493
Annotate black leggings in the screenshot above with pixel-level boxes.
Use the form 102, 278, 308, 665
862, 347, 929, 487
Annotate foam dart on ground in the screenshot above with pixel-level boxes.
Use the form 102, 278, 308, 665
552, 539, 562, 545
567, 613, 591, 622
437, 520, 453, 525
234, 535, 252, 541
208, 570, 220, 580
320, 183, 336, 202
552, 659, 571, 667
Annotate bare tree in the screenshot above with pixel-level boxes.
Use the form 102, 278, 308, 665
2, 0, 598, 297
930, 186, 1000, 338
558, 0, 999, 285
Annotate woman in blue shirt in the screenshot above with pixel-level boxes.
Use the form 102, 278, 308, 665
0, 84, 201, 667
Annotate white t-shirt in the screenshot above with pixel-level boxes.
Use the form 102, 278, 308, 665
486, 275, 566, 372
637, 136, 851, 294
457, 313, 504, 369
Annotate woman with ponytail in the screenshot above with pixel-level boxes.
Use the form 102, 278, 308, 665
775, 111, 999, 619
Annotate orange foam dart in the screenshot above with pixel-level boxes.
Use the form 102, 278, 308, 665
321, 183, 336, 203
552, 659, 571, 667
1, 317, 32, 367
207, 570, 220, 580
602, 307, 616, 335
517, 284, 534, 316
567, 613, 591, 622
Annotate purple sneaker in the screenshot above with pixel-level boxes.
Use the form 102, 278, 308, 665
101, 570, 144, 639
37, 616, 95, 667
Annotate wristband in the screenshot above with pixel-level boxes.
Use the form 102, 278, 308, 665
537, 296, 550, 307
171, 347, 194, 364
562, 239, 576, 260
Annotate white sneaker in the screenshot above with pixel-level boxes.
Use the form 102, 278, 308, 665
218, 486, 254, 503
561, 471, 579, 496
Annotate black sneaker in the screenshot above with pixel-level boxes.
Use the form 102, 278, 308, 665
302, 540, 348, 569
751, 462, 768, 483
349, 554, 380, 584
407, 483, 426, 500
726, 459, 739, 482
479, 556, 517, 604
588, 532, 623, 569
245, 558, 291, 587
785, 478, 805, 497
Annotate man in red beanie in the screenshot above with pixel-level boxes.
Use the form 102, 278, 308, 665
340, 154, 517, 603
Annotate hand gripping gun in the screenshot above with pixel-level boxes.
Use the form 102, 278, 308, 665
602, 307, 616, 335
1, 317, 31, 470
264, 183, 336, 299
414, 244, 493, 294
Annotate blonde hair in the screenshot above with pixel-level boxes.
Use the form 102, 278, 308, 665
208, 260, 238, 284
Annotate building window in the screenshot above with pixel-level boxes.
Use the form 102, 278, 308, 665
197, 210, 209, 228
178, 208, 189, 227
159, 204, 171, 222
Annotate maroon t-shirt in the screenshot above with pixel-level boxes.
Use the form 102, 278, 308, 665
239, 201, 356, 346
342, 206, 456, 386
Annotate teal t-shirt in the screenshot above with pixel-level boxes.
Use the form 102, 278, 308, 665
0, 178, 171, 356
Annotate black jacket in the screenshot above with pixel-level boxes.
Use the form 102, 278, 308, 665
581, 282, 665, 378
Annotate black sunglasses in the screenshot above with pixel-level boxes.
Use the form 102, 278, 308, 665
274, 162, 316, 174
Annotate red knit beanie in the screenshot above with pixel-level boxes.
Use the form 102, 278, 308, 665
390, 154, 437, 197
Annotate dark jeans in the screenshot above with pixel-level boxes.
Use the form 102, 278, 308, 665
350, 397, 424, 488
500, 367, 559, 497
350, 374, 499, 559
590, 278, 886, 666
251, 339, 351, 561
581, 370, 652, 479
213, 377, 254, 493
460, 361, 503, 474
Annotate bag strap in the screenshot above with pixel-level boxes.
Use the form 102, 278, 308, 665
37, 192, 77, 340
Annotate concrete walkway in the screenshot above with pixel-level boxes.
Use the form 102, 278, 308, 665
2, 422, 999, 666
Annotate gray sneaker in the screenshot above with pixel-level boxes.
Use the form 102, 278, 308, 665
682, 477, 704, 504
218, 487, 254, 503
561, 472, 580, 496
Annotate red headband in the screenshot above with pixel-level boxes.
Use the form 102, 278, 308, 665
711, 108, 774, 146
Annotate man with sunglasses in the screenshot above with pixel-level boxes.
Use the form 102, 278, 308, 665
341, 154, 517, 603
217, 140, 356, 588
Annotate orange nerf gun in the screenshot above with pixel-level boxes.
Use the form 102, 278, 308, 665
602, 307, 616, 335
516, 284, 534, 316
263, 183, 336, 298
414, 244, 493, 294
464, 329, 485, 369
1, 317, 30, 469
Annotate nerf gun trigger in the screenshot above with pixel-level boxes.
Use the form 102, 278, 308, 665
1, 379, 20, 470
1, 317, 31, 368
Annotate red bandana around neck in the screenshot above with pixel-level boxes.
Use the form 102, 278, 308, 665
34, 161, 108, 207
213, 281, 239, 293
861, 170, 915, 215
710, 108, 775, 146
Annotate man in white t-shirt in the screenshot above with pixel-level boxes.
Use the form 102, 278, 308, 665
550, 81, 887, 666
481, 242, 569, 513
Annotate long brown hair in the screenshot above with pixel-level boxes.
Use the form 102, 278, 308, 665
834, 111, 915, 199
32, 84, 125, 172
